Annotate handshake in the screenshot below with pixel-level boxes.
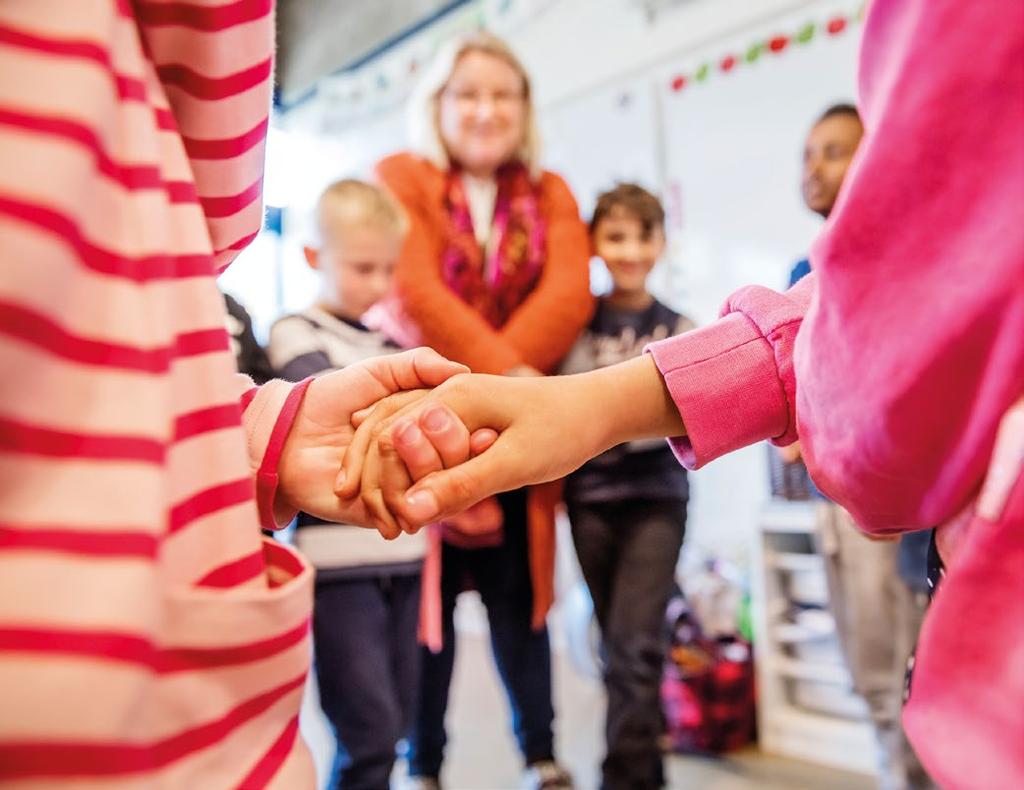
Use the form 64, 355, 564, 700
273, 347, 683, 538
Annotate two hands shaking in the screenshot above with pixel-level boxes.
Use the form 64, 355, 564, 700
273, 347, 684, 538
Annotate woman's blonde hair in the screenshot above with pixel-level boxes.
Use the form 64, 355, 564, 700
406, 30, 543, 180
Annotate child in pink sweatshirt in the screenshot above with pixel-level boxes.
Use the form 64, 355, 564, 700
344, 2, 1024, 788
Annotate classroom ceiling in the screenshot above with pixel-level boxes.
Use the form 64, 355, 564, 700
275, 0, 461, 106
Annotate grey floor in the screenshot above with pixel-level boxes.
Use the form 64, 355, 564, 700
302, 621, 874, 790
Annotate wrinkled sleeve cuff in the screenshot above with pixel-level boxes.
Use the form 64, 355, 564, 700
647, 313, 790, 469
242, 378, 313, 529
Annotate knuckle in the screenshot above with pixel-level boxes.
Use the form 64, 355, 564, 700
440, 372, 472, 398
448, 468, 477, 503
369, 419, 388, 442
383, 490, 405, 515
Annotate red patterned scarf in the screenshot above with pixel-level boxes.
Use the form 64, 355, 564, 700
441, 163, 546, 328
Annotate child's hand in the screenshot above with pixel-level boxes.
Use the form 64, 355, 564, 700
340, 373, 602, 534
274, 347, 469, 534
335, 388, 498, 536
341, 355, 685, 535
777, 440, 803, 464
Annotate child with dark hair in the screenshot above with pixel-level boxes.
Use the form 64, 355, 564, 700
781, 104, 933, 790
561, 184, 694, 790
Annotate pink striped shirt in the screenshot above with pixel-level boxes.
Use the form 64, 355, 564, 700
1, 1, 314, 786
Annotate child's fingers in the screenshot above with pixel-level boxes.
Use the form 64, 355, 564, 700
417, 405, 472, 469
358, 439, 405, 539
372, 514, 402, 541
350, 374, 512, 498
397, 440, 515, 526
337, 411, 385, 498
469, 428, 498, 457
393, 417, 446, 481
386, 422, 497, 523
366, 348, 469, 392
379, 439, 420, 534
352, 405, 375, 427
336, 390, 428, 498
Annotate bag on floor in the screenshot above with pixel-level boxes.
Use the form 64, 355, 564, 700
660, 592, 756, 753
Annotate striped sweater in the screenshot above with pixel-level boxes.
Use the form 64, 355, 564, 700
268, 307, 427, 577
1, 2, 315, 787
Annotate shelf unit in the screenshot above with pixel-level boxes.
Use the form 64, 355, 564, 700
751, 498, 878, 776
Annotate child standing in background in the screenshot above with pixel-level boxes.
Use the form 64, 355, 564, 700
223, 291, 275, 385
782, 104, 932, 790
561, 185, 694, 790
269, 180, 423, 790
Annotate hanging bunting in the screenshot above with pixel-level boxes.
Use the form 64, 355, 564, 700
324, 1, 861, 119
796, 22, 816, 44
827, 16, 848, 35
667, 6, 862, 97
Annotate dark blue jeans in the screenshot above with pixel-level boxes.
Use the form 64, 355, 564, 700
313, 571, 422, 790
409, 490, 555, 778
569, 498, 686, 790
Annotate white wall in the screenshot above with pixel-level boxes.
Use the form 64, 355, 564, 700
232, 0, 863, 565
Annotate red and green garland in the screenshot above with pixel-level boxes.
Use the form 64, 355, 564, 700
668, 7, 864, 94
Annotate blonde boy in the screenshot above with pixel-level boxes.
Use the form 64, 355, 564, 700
268, 180, 422, 790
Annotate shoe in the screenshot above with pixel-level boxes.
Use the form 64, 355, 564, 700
403, 776, 441, 790
522, 761, 574, 789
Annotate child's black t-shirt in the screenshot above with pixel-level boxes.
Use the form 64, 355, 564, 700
561, 298, 693, 505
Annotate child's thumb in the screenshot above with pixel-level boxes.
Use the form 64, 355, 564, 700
399, 453, 506, 525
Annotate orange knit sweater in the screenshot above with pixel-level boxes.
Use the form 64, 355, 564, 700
375, 152, 594, 629
376, 152, 594, 375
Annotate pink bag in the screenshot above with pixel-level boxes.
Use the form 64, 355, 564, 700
661, 595, 756, 754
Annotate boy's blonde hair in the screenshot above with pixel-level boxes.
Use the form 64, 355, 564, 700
314, 179, 407, 245
406, 30, 543, 180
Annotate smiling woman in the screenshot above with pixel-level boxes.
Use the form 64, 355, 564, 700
366, 30, 593, 790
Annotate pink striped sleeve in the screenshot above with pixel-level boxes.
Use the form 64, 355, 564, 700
134, 0, 273, 268
0, 4, 314, 783
234, 376, 313, 529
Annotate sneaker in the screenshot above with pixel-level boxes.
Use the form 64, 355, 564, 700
522, 761, 574, 790
403, 777, 441, 790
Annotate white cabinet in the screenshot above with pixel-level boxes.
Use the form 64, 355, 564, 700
751, 499, 878, 776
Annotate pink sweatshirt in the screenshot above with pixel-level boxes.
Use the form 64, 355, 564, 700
649, 1, 1023, 786
1, 2, 313, 787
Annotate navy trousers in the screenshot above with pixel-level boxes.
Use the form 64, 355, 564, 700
313, 572, 422, 790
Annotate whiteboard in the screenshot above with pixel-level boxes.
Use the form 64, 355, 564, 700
542, 77, 662, 294
542, 77, 661, 219
658, 6, 860, 322
534, 3, 861, 558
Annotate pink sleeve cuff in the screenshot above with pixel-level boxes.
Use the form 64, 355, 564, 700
647, 312, 791, 469
242, 378, 313, 530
